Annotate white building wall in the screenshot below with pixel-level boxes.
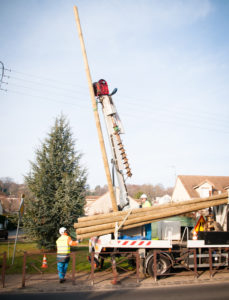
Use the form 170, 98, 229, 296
155, 195, 171, 205
87, 191, 139, 216
171, 177, 191, 202
195, 182, 212, 198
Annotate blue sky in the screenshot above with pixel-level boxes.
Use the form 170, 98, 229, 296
0, 0, 229, 189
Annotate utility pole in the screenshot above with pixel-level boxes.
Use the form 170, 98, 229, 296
73, 6, 118, 212
0, 61, 10, 92
12, 194, 25, 264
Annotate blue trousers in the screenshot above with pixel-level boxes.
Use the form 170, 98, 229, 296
57, 261, 69, 279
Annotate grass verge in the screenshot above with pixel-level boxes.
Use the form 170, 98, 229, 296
0, 240, 91, 274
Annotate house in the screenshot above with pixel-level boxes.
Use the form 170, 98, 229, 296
84, 195, 100, 215
172, 175, 229, 202
0, 196, 21, 214
85, 191, 140, 216
154, 194, 171, 205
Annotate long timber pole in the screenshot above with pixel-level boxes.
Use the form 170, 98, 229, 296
73, 6, 118, 212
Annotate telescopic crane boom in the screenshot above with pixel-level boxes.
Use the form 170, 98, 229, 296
93, 81, 132, 210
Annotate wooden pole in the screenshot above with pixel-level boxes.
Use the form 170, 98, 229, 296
77, 192, 228, 224
76, 198, 227, 234
76, 198, 227, 239
75, 193, 229, 229
73, 6, 117, 212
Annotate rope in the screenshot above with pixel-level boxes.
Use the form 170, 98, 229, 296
117, 208, 133, 231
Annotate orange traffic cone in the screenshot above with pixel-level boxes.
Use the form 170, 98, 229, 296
41, 254, 48, 268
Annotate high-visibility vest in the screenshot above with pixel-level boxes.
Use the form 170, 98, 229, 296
56, 235, 70, 254
142, 200, 151, 208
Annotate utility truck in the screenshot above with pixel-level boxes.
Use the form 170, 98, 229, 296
73, 6, 229, 278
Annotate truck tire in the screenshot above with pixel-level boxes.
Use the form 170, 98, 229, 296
147, 253, 171, 277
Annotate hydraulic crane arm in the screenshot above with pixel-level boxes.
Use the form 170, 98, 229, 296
96, 87, 132, 210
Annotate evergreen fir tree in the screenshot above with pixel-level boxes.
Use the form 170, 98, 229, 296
23, 115, 87, 249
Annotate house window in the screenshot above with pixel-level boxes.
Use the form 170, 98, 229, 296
200, 188, 210, 198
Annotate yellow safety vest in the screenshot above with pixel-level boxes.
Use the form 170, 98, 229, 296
142, 200, 151, 208
56, 235, 70, 254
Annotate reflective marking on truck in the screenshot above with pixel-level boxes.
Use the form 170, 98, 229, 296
122, 241, 129, 246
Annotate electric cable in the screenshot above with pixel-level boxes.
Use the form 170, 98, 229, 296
2, 65, 229, 134
6, 89, 89, 110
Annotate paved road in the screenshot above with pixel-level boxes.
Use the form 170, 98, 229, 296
8, 229, 24, 238
2, 282, 229, 300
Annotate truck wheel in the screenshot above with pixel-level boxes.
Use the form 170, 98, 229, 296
147, 254, 171, 277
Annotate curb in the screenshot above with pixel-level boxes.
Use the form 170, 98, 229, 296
1, 276, 229, 294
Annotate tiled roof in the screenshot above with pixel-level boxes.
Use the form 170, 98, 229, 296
178, 175, 229, 198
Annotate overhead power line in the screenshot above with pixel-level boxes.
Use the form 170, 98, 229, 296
4, 66, 229, 120
10, 69, 87, 90
9, 75, 88, 95
7, 89, 89, 110
7, 82, 88, 100
1, 64, 229, 135
119, 100, 229, 130
6, 75, 229, 130
121, 109, 229, 135
121, 95, 229, 123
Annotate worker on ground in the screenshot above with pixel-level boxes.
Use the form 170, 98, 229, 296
56, 227, 79, 283
140, 194, 152, 240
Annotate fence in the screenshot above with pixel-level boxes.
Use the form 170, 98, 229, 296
0, 252, 7, 288
21, 251, 76, 287
152, 249, 199, 282
0, 249, 24, 288
2, 247, 229, 289
90, 251, 140, 285
208, 248, 229, 278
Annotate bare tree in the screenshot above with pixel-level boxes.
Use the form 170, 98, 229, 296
127, 183, 173, 200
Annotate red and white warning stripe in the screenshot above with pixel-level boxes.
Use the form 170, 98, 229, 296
118, 240, 152, 247
104, 239, 172, 248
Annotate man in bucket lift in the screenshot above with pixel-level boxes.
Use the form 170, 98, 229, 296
140, 194, 152, 240
56, 227, 79, 283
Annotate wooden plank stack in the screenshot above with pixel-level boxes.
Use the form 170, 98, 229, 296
74, 193, 229, 239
